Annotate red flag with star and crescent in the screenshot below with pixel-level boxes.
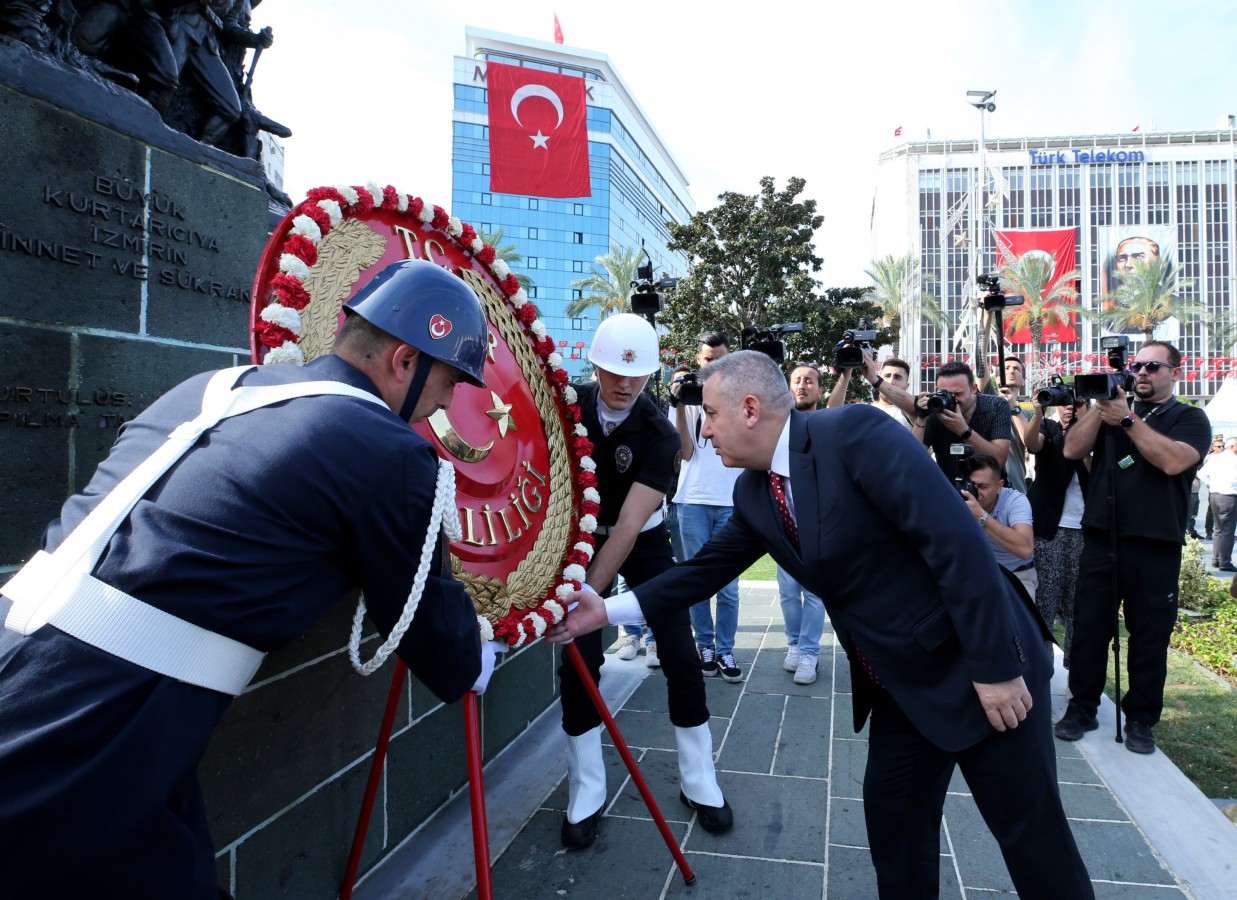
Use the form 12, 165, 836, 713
487, 62, 591, 198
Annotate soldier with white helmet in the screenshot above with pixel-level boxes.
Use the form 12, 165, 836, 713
558, 313, 733, 850
0, 259, 491, 898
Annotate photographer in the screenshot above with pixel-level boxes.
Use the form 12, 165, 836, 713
960, 454, 1037, 599
1025, 394, 1090, 665
1000, 356, 1034, 493
669, 332, 743, 683
1055, 341, 1210, 755
874, 360, 1012, 482
830, 352, 914, 428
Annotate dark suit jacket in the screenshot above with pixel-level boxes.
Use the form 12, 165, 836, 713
637, 404, 1050, 752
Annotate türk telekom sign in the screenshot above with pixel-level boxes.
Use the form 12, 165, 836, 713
1029, 149, 1147, 165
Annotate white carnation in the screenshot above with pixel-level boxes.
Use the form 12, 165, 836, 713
563, 564, 587, 583
471, 238, 485, 253
580, 514, 597, 533
548, 352, 563, 367
290, 215, 322, 243
563, 385, 577, 404
448, 216, 463, 237
544, 600, 565, 621
580, 456, 596, 473
531, 320, 547, 339
556, 583, 575, 600
527, 613, 547, 637
260, 303, 302, 335
317, 198, 343, 227
417, 203, 435, 224
582, 487, 600, 504
477, 616, 494, 642
574, 424, 588, 437
335, 184, 360, 205
365, 182, 384, 207
511, 289, 527, 308
396, 192, 409, 212
574, 541, 594, 559
492, 259, 510, 279
263, 342, 304, 366
278, 253, 310, 281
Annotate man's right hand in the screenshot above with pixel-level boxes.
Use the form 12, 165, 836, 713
545, 588, 609, 643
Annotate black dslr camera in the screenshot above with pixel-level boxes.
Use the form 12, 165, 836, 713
834, 317, 879, 369
951, 444, 978, 500
1036, 374, 1075, 407
921, 389, 957, 415
1074, 335, 1133, 401
674, 370, 704, 406
741, 322, 803, 366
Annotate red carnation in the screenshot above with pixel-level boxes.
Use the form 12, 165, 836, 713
499, 274, 520, 297
431, 205, 450, 230
566, 549, 589, 567
381, 185, 400, 210
576, 471, 598, 489
477, 245, 496, 265
254, 319, 297, 349
306, 186, 347, 206
460, 223, 477, 245
549, 367, 570, 387
581, 500, 600, 516
540, 337, 557, 358
270, 273, 311, 310
283, 235, 318, 267
517, 304, 537, 325
572, 436, 593, 456
350, 187, 374, 214
409, 197, 424, 219
566, 405, 581, 424
300, 202, 331, 233
576, 532, 595, 549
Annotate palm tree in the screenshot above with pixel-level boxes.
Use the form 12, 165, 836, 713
567, 244, 642, 319
997, 251, 1080, 372
478, 228, 534, 292
1090, 257, 1199, 341
863, 254, 945, 331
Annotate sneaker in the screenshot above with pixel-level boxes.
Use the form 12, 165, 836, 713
783, 648, 801, 672
1124, 720, 1156, 754
1053, 705, 1098, 741
616, 634, 639, 661
718, 652, 742, 683
645, 641, 660, 668
793, 655, 818, 685
699, 647, 719, 677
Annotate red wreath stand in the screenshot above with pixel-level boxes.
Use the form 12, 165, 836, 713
338, 644, 696, 899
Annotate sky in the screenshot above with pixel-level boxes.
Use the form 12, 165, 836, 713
251, 0, 1237, 285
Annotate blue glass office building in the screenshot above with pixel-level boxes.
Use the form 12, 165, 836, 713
452, 28, 694, 378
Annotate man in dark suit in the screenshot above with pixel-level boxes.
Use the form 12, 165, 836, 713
548, 350, 1093, 898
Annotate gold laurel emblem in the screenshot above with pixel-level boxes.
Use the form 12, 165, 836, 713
296, 218, 386, 362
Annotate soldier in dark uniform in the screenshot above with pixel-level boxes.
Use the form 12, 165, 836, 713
558, 313, 733, 849
0, 260, 494, 899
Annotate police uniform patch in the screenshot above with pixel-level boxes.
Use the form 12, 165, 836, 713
615, 444, 634, 473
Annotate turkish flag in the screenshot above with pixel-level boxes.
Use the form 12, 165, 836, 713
995, 228, 1079, 344
554, 14, 564, 44
894, 125, 902, 137
487, 62, 591, 198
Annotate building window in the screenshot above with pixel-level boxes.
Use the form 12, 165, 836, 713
481, 222, 492, 233
528, 227, 539, 239
573, 203, 584, 215
481, 193, 492, 205
573, 232, 584, 244
572, 317, 587, 330
572, 260, 584, 272
572, 289, 583, 299
528, 286, 538, 298
529, 198, 539, 210
527, 257, 539, 269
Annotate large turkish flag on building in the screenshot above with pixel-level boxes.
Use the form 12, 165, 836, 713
487, 62, 591, 198
994, 228, 1079, 344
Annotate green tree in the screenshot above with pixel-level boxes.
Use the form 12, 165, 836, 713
478, 227, 534, 292
864, 254, 945, 331
566, 244, 640, 319
1088, 257, 1199, 340
659, 176, 823, 360
997, 251, 1080, 370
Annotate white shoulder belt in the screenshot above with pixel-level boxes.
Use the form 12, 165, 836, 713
2, 365, 387, 696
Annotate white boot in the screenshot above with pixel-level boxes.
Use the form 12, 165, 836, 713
675, 723, 723, 807
565, 725, 606, 825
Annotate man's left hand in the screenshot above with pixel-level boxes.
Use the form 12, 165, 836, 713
545, 588, 608, 643
938, 406, 968, 435
962, 492, 984, 519
972, 677, 1032, 731
998, 386, 1019, 411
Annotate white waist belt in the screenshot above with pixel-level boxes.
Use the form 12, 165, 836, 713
2, 366, 388, 696
594, 508, 664, 537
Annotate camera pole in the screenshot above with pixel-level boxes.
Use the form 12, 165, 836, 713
1104, 423, 1125, 744
993, 307, 1008, 389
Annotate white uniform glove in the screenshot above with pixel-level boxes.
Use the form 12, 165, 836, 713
470, 640, 510, 694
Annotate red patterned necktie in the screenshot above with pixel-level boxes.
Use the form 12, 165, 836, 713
768, 471, 799, 552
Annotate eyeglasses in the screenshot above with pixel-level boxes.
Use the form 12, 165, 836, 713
1128, 361, 1176, 374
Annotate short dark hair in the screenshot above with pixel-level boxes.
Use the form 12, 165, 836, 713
790, 360, 820, 375
969, 453, 1002, 479
1142, 340, 1182, 368
336, 311, 397, 360
673, 363, 691, 373
1004, 355, 1025, 375
880, 357, 910, 377
699, 331, 729, 350
937, 361, 975, 385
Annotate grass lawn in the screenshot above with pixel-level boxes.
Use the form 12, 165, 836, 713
740, 554, 778, 582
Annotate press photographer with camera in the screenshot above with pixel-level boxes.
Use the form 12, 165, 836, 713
958, 453, 1037, 599
1055, 340, 1210, 755
669, 332, 744, 683
828, 350, 915, 429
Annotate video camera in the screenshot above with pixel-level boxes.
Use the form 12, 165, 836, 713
834, 317, 879, 369
1073, 335, 1133, 401
741, 322, 803, 366
1036, 374, 1076, 407
977, 273, 1022, 310
629, 259, 679, 319
951, 443, 978, 499
674, 370, 704, 407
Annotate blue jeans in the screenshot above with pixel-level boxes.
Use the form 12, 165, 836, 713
776, 566, 825, 657
678, 503, 740, 656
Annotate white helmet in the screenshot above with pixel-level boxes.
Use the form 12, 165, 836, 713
588, 313, 660, 377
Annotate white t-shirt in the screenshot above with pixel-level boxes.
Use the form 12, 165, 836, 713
875, 401, 912, 429
671, 404, 741, 506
